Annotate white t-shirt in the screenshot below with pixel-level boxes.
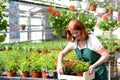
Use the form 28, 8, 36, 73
65, 34, 103, 52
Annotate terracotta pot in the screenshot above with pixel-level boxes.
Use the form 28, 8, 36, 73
41, 50, 49, 54
32, 71, 42, 78
104, 46, 107, 49
89, 5, 96, 11
108, 9, 113, 14
106, 9, 109, 13
109, 52, 115, 55
7, 71, 16, 77
20, 26, 25, 30
117, 48, 120, 51
22, 72, 30, 78
76, 72, 83, 76
42, 71, 48, 78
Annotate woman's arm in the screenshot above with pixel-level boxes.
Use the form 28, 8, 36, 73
57, 48, 72, 74
89, 47, 109, 74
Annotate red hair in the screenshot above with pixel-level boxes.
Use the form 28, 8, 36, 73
66, 20, 89, 42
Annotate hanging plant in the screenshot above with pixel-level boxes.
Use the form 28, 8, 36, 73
0, 0, 8, 43
47, 6, 75, 39
78, 11, 96, 33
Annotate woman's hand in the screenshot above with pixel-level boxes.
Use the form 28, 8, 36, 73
57, 66, 64, 74
88, 65, 95, 74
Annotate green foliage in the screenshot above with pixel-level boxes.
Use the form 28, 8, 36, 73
48, 8, 75, 38
78, 12, 96, 33
0, 34, 6, 42
74, 60, 90, 73
99, 20, 115, 31
88, 0, 97, 5
98, 18, 120, 31
20, 24, 26, 27
40, 53, 56, 73
5, 60, 18, 71
30, 52, 42, 72
62, 59, 74, 74
107, 3, 115, 10
3, 50, 21, 71
19, 59, 30, 72
0, 52, 5, 72
0, 1, 8, 43
97, 2, 107, 8
62, 59, 90, 74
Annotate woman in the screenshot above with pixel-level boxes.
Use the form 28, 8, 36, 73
57, 20, 109, 80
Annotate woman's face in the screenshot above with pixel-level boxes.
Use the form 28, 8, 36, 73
70, 30, 81, 40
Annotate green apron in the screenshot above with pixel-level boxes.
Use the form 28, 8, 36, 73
75, 41, 108, 80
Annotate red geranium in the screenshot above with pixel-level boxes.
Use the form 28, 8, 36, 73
52, 11, 60, 16
47, 7, 53, 12
47, 7, 75, 38
102, 16, 109, 21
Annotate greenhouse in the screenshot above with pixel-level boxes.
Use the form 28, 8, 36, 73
0, 0, 120, 80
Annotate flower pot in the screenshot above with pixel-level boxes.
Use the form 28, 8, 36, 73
76, 72, 83, 76
20, 26, 25, 30
42, 71, 48, 78
7, 71, 16, 77
22, 72, 30, 78
108, 52, 115, 55
89, 5, 96, 11
32, 71, 42, 78
107, 9, 113, 14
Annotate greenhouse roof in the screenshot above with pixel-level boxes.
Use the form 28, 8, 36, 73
4, 0, 69, 18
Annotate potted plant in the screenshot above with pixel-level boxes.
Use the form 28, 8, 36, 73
47, 7, 75, 39
88, 0, 97, 11
74, 60, 90, 76
62, 59, 90, 76
3, 51, 19, 77
20, 24, 26, 30
106, 3, 115, 14
30, 54, 42, 78
47, 6, 75, 49
0, 1, 8, 43
98, 15, 120, 37
5, 60, 18, 77
62, 59, 75, 75
19, 59, 30, 78
78, 12, 96, 33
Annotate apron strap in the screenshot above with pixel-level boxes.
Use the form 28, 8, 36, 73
75, 40, 83, 60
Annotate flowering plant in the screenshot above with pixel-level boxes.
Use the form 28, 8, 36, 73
98, 15, 120, 31
47, 6, 76, 38
78, 12, 97, 33
62, 59, 90, 75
